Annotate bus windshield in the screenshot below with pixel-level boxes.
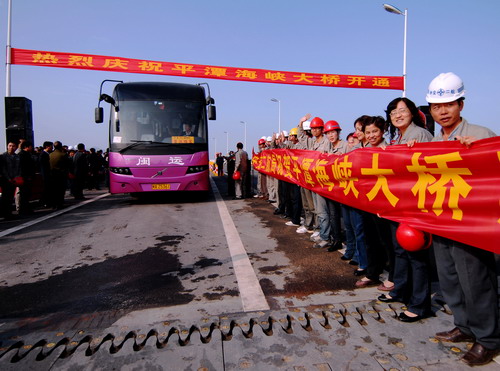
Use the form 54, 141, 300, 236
110, 99, 207, 153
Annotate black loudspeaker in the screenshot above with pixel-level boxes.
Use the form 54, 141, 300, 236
418, 105, 435, 136
5, 97, 35, 145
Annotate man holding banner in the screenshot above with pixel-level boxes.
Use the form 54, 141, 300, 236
427, 72, 500, 366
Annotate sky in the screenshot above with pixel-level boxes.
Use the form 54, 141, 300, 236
0, 0, 499, 159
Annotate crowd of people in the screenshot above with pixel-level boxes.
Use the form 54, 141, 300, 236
251, 72, 499, 366
0, 139, 108, 220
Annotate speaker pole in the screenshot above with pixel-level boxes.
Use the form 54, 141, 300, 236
5, 0, 12, 97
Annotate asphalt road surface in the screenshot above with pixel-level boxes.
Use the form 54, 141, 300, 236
0, 175, 498, 370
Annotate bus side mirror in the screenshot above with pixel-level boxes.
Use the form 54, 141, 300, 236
208, 105, 216, 120
95, 107, 103, 123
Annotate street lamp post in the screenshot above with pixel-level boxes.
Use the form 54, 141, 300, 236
383, 3, 407, 97
240, 121, 247, 150
270, 98, 281, 134
224, 131, 229, 154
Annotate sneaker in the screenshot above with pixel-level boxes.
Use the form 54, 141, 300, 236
285, 221, 300, 226
313, 239, 330, 248
310, 234, 322, 242
296, 226, 308, 234
311, 231, 320, 238
306, 229, 314, 234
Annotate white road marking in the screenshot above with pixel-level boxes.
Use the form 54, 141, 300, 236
0, 193, 110, 238
210, 177, 270, 312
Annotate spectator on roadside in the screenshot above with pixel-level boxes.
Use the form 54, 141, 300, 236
39, 141, 53, 208
342, 116, 370, 283
355, 116, 394, 289
323, 120, 349, 251
297, 114, 331, 249
49, 141, 70, 209
17, 140, 36, 215
72, 143, 88, 200
346, 132, 359, 149
88, 147, 103, 190
226, 151, 236, 197
234, 142, 248, 199
425, 72, 500, 366
0, 141, 21, 219
216, 153, 225, 177
377, 97, 434, 322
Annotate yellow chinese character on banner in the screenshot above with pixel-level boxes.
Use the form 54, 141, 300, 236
138, 61, 163, 72
205, 67, 227, 77
407, 152, 472, 221
282, 154, 292, 179
32, 52, 58, 64
265, 71, 286, 82
235, 69, 258, 80
332, 156, 359, 197
314, 159, 336, 190
68, 55, 94, 67
372, 78, 390, 88
172, 64, 196, 74
361, 153, 399, 206
320, 74, 341, 85
301, 158, 317, 187
347, 76, 366, 86
275, 154, 285, 176
293, 73, 314, 84
102, 59, 129, 69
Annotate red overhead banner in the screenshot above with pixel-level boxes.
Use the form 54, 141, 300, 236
10, 48, 404, 90
252, 138, 500, 253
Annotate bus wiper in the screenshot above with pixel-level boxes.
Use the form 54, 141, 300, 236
118, 140, 166, 153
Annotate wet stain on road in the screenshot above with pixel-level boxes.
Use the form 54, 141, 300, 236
0, 247, 194, 321
243, 198, 358, 297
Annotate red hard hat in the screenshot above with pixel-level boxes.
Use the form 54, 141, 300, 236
232, 171, 241, 180
396, 223, 432, 252
310, 117, 324, 128
324, 120, 341, 133
258, 139, 266, 145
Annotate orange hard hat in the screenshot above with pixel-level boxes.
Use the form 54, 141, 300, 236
324, 120, 341, 133
396, 223, 432, 252
232, 171, 241, 180
310, 117, 324, 128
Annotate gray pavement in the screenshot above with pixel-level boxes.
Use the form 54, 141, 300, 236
1, 185, 499, 369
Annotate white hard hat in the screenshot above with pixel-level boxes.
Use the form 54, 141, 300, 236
303, 120, 311, 131
282, 130, 288, 137
426, 72, 465, 104
261, 136, 267, 140
68, 146, 74, 150
266, 136, 272, 142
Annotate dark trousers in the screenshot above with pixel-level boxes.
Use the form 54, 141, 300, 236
50, 171, 67, 208
289, 183, 302, 225
433, 235, 500, 349
363, 212, 394, 282
277, 180, 288, 214
389, 221, 431, 316
327, 199, 342, 242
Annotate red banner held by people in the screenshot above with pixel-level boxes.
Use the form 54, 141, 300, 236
252, 137, 500, 253
10, 48, 404, 90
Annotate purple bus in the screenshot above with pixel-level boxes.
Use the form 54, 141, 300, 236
95, 81, 216, 195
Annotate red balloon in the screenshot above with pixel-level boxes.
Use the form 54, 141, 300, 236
232, 171, 241, 180
396, 223, 432, 252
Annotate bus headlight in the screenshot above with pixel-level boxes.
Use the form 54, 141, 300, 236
186, 165, 209, 174
110, 167, 132, 175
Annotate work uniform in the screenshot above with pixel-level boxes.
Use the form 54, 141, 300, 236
389, 123, 434, 316
432, 119, 500, 349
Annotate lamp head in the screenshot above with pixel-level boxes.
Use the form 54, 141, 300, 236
383, 3, 404, 15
